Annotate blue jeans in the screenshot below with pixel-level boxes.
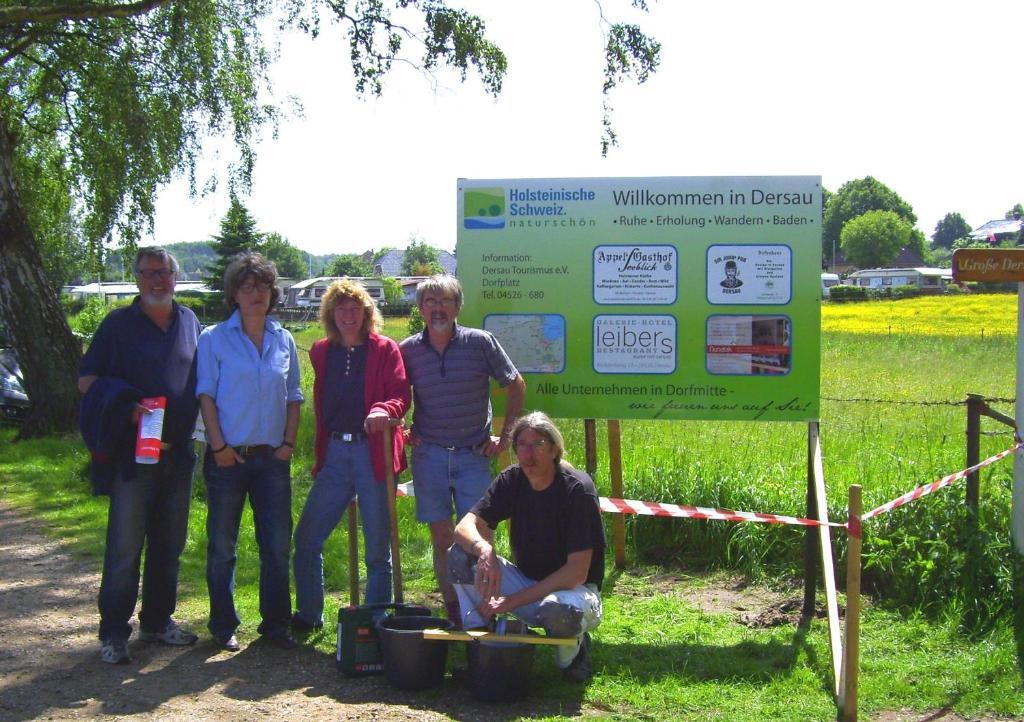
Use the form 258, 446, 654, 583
410, 442, 492, 523
98, 446, 195, 642
448, 544, 603, 668
204, 452, 292, 639
293, 438, 392, 624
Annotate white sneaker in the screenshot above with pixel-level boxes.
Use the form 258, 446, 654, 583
138, 621, 198, 646
100, 638, 131, 664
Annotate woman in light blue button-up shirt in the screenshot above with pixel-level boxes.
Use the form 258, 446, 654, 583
197, 252, 303, 651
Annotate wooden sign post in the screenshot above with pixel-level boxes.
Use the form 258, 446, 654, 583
953, 248, 1024, 554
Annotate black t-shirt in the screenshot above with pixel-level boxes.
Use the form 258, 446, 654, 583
472, 464, 606, 590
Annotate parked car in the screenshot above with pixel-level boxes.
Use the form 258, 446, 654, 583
821, 272, 840, 298
0, 348, 29, 421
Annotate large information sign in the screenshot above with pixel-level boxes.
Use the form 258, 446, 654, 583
457, 176, 822, 422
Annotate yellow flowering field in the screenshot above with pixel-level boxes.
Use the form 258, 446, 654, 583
822, 293, 1017, 337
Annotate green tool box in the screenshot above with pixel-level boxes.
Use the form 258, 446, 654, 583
336, 602, 432, 676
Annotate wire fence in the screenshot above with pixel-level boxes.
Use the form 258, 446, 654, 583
822, 395, 1015, 406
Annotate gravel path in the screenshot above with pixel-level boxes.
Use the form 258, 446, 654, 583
0, 502, 582, 721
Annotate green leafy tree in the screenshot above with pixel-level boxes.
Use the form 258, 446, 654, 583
163, 241, 217, 280
0, 1, 659, 436
372, 247, 395, 266
206, 196, 263, 291
381, 276, 404, 305
401, 238, 444, 276
311, 254, 338, 276
599, 6, 661, 155
260, 232, 306, 279
362, 246, 396, 275
328, 254, 373, 277
908, 228, 930, 265
821, 185, 834, 268
932, 212, 972, 249
16, 129, 87, 289
840, 210, 913, 269
823, 177, 916, 262
1005, 203, 1023, 219
0, 2, 277, 435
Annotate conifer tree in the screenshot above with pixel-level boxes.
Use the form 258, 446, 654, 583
206, 196, 263, 291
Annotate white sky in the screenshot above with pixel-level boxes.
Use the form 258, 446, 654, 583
149, 0, 1022, 256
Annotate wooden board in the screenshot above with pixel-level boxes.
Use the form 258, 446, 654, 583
810, 422, 843, 699
422, 628, 578, 646
952, 248, 1024, 282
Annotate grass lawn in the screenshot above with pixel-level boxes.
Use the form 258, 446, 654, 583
1, 294, 1022, 720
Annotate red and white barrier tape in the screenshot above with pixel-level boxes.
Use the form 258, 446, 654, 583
597, 496, 845, 527
860, 442, 1021, 521
396, 482, 842, 528
397, 441, 1021, 530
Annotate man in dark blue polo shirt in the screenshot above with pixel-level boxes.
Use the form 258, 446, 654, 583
400, 274, 526, 625
79, 247, 201, 664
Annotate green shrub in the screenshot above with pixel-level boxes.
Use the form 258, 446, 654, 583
381, 301, 413, 317
828, 284, 867, 302
970, 281, 1017, 294
68, 296, 130, 337
890, 284, 921, 299
60, 295, 87, 316
408, 304, 424, 335
175, 291, 224, 322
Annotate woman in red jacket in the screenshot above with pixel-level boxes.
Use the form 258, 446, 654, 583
292, 279, 410, 630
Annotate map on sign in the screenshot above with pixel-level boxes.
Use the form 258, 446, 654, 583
483, 314, 566, 373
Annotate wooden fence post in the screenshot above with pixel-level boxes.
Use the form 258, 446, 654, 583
842, 485, 863, 722
607, 419, 626, 568
803, 427, 818, 619
584, 419, 598, 479
347, 502, 359, 606
383, 424, 403, 603
809, 423, 843, 698
966, 394, 983, 520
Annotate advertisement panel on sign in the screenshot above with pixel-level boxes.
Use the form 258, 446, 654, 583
457, 176, 822, 422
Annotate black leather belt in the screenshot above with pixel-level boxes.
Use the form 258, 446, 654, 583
233, 444, 274, 456
330, 431, 367, 443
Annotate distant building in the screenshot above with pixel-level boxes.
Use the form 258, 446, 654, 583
284, 277, 385, 308
826, 246, 925, 277
891, 246, 926, 268
63, 281, 213, 301
366, 248, 457, 277
823, 248, 856, 276
844, 267, 952, 293
398, 277, 430, 302
968, 217, 1024, 244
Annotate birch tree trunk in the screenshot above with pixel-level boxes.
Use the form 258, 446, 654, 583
0, 121, 80, 437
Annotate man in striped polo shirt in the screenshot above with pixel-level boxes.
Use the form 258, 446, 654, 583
400, 275, 526, 626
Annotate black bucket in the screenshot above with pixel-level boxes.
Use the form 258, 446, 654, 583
377, 616, 452, 690
465, 626, 536, 702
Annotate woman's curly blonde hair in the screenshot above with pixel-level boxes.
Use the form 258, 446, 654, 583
320, 278, 382, 343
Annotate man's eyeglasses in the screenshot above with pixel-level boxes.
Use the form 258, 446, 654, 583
513, 439, 549, 452
239, 282, 272, 295
422, 297, 457, 309
137, 269, 174, 280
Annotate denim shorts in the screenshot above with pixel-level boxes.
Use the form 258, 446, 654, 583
410, 442, 492, 524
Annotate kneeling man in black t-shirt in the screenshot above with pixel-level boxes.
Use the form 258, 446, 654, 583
450, 411, 605, 682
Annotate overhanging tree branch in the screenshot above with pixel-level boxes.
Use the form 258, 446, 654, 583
0, 1, 169, 27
